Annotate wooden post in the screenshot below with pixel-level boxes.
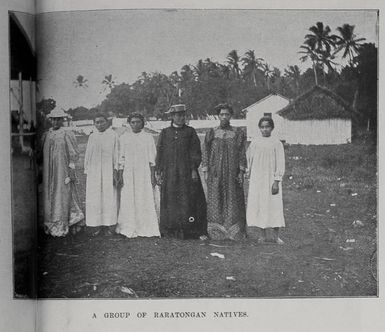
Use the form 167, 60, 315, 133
30, 76, 33, 126
18, 72, 24, 149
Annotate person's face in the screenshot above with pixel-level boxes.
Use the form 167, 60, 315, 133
94, 117, 109, 132
172, 112, 186, 126
218, 109, 231, 127
259, 120, 273, 137
52, 117, 64, 130
129, 117, 143, 133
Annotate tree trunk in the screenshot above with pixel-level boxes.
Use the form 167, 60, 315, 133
253, 72, 258, 90
352, 88, 359, 111
313, 62, 318, 85
351, 88, 359, 140
266, 77, 270, 91
322, 69, 326, 86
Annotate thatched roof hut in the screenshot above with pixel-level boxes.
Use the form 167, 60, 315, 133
277, 85, 351, 120
276, 86, 352, 145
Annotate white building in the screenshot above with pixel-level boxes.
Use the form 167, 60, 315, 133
244, 93, 290, 140
277, 86, 352, 145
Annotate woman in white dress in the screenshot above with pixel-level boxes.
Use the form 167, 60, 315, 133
84, 113, 120, 236
246, 116, 285, 244
116, 113, 160, 238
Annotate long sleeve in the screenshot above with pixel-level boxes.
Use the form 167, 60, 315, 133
83, 133, 93, 174
147, 134, 156, 166
274, 140, 285, 181
201, 129, 213, 172
118, 135, 125, 170
64, 130, 79, 163
238, 129, 247, 172
37, 131, 48, 165
113, 132, 120, 170
189, 128, 202, 170
155, 129, 165, 172
246, 140, 255, 174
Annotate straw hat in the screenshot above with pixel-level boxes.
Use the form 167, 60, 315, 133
47, 108, 68, 118
167, 104, 186, 114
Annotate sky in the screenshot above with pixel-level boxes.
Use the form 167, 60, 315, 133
36, 9, 378, 109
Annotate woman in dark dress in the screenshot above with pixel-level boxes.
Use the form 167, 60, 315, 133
155, 104, 207, 240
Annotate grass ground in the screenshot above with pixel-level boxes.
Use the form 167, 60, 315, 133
15, 131, 378, 298
12, 153, 37, 298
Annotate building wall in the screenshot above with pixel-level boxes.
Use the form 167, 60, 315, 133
246, 95, 289, 139
282, 119, 351, 145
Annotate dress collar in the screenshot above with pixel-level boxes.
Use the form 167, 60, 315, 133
171, 123, 185, 129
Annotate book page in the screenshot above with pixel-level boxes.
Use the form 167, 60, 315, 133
0, 2, 37, 332
30, 0, 385, 331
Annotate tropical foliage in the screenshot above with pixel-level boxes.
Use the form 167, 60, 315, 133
39, 22, 376, 134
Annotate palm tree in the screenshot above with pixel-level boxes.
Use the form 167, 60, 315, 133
299, 45, 321, 85
100, 74, 116, 94
318, 49, 338, 74
261, 62, 274, 91
204, 58, 220, 78
192, 59, 207, 80
180, 64, 194, 82
102, 74, 116, 89
73, 75, 88, 88
335, 24, 366, 67
301, 22, 338, 85
169, 71, 182, 100
226, 50, 241, 78
218, 63, 231, 80
304, 22, 338, 54
284, 65, 301, 94
241, 50, 264, 89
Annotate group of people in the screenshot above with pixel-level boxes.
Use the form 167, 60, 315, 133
42, 103, 285, 244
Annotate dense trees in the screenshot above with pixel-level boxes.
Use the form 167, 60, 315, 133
37, 22, 376, 134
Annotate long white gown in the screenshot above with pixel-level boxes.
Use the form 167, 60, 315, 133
246, 136, 285, 228
84, 127, 119, 227
43, 128, 84, 236
116, 130, 160, 238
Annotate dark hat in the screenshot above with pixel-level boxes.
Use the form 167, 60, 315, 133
167, 104, 186, 114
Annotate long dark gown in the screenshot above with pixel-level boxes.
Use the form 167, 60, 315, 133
155, 124, 207, 239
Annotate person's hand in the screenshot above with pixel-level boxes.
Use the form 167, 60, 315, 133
272, 181, 279, 195
155, 172, 163, 186
113, 169, 118, 186
151, 174, 156, 188
113, 169, 124, 188
244, 171, 250, 180
237, 171, 244, 185
118, 170, 124, 188
68, 167, 77, 183
191, 169, 199, 182
64, 177, 71, 185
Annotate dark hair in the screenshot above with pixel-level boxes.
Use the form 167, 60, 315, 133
128, 112, 145, 129
258, 116, 275, 129
214, 103, 233, 115
94, 112, 109, 122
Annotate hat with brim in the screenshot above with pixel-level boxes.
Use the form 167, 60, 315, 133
47, 108, 68, 118
166, 104, 186, 114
